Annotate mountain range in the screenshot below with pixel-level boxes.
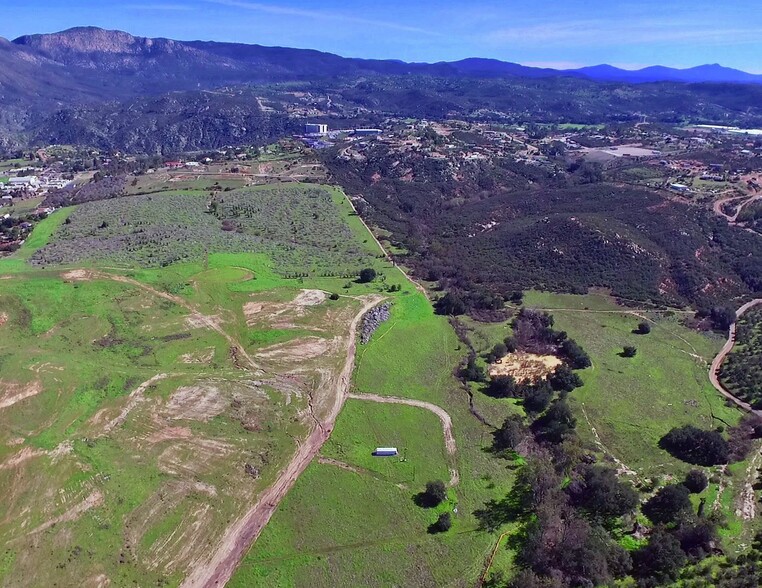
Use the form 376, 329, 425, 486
3, 26, 762, 153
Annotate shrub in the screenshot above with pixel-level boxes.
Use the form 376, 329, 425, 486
659, 425, 730, 466
429, 512, 452, 533
523, 383, 553, 414
548, 364, 583, 392
632, 529, 687, 584
560, 339, 592, 369
434, 292, 466, 316
423, 480, 447, 506
358, 267, 377, 283
485, 375, 517, 398
492, 415, 528, 453
328, 292, 340, 301
622, 345, 637, 358
684, 469, 709, 494
637, 321, 651, 334
642, 484, 693, 526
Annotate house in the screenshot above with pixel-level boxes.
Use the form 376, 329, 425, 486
8, 176, 39, 188
165, 161, 183, 169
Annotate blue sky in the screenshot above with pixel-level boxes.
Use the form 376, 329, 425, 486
4, 0, 762, 72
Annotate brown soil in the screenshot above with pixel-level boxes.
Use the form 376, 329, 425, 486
0, 312, 7, 326
99, 374, 169, 435
61, 269, 96, 281
27, 490, 103, 535
488, 352, 562, 383
0, 380, 43, 410
145, 426, 194, 444
165, 383, 227, 422
181, 348, 215, 364
256, 337, 333, 362
180, 294, 385, 588
158, 438, 235, 477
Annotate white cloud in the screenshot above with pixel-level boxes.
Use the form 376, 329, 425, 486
123, 3, 194, 10
485, 18, 761, 48
206, 0, 440, 36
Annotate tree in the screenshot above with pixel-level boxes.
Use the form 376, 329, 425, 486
642, 484, 693, 526
560, 339, 592, 369
462, 355, 486, 382
503, 335, 518, 352
358, 267, 377, 283
548, 364, 583, 392
487, 342, 509, 363
632, 529, 687, 584
659, 425, 730, 466
434, 292, 466, 316
684, 470, 709, 494
533, 399, 576, 443
523, 383, 553, 414
637, 321, 651, 334
710, 306, 737, 332
567, 464, 639, 520
493, 415, 528, 453
486, 375, 517, 398
429, 512, 452, 534
622, 345, 637, 358
423, 480, 447, 506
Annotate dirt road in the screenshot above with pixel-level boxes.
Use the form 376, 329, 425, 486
180, 295, 384, 588
708, 298, 762, 416
346, 393, 459, 486
339, 190, 429, 300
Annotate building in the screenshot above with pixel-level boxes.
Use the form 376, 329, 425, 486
373, 447, 399, 457
354, 128, 382, 136
8, 176, 39, 188
305, 123, 328, 135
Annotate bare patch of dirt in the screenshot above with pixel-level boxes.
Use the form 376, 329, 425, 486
0, 380, 42, 410
165, 383, 227, 422
737, 447, 762, 520
488, 352, 562, 383
100, 374, 169, 435
83, 574, 110, 588
316, 456, 360, 473
61, 269, 97, 281
27, 490, 103, 535
0, 312, 7, 326
145, 426, 194, 444
293, 289, 326, 307
158, 438, 234, 477
0, 447, 45, 470
181, 347, 215, 364
256, 336, 333, 362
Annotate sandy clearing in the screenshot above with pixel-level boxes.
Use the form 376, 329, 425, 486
737, 446, 762, 520
0, 312, 7, 326
27, 490, 103, 535
166, 383, 227, 422
61, 269, 96, 281
83, 574, 111, 588
488, 352, 562, 383
180, 294, 385, 588
0, 380, 42, 410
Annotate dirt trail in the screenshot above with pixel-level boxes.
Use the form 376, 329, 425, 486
340, 190, 429, 300
709, 299, 762, 416
101, 374, 169, 434
347, 393, 459, 487
180, 295, 384, 588
82, 271, 261, 373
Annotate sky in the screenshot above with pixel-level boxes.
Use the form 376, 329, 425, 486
4, 0, 762, 72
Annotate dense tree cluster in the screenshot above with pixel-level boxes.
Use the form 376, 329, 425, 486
659, 425, 730, 466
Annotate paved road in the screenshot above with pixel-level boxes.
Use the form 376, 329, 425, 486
708, 299, 762, 416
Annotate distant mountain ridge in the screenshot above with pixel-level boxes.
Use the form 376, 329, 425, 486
6, 27, 762, 87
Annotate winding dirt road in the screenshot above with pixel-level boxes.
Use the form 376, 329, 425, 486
709, 299, 762, 415
347, 393, 459, 487
180, 294, 384, 588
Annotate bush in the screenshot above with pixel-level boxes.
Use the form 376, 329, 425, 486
462, 355, 486, 382
492, 415, 528, 453
642, 483, 693, 525
684, 469, 709, 494
637, 321, 651, 334
548, 364, 583, 392
523, 383, 553, 414
328, 292, 340, 301
434, 292, 466, 316
429, 512, 452, 533
487, 342, 508, 363
485, 375, 517, 398
659, 425, 730, 466
632, 529, 687, 584
423, 480, 447, 506
358, 267, 377, 283
560, 338, 592, 369
622, 345, 637, 358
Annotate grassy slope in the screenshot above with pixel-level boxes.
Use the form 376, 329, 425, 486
230, 190, 516, 587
